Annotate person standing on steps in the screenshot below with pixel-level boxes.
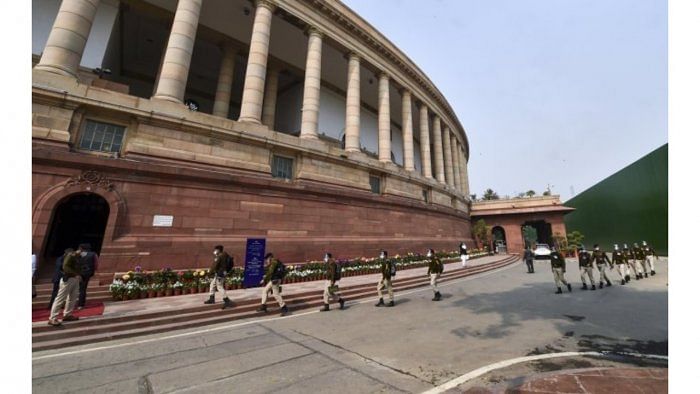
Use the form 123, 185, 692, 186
320, 252, 345, 312
459, 242, 469, 267
578, 245, 595, 290
47, 248, 81, 326
375, 250, 395, 307
632, 242, 647, 278
523, 245, 535, 273
77, 243, 99, 310
257, 253, 288, 315
592, 244, 613, 288
642, 241, 658, 276
550, 245, 572, 294
427, 249, 443, 301
612, 244, 628, 285
203, 245, 234, 310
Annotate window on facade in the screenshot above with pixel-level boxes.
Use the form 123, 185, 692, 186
271, 155, 294, 180
422, 189, 429, 203
369, 175, 381, 194
78, 120, 126, 154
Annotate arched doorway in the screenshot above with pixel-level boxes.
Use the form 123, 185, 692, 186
41, 193, 110, 276
492, 226, 506, 253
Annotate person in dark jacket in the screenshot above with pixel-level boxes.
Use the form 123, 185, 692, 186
77, 243, 99, 309
203, 245, 234, 309
459, 242, 469, 267
320, 252, 345, 312
48, 249, 69, 309
48, 249, 81, 326
523, 246, 535, 273
256, 253, 288, 315
375, 250, 394, 307
427, 249, 444, 301
550, 245, 572, 294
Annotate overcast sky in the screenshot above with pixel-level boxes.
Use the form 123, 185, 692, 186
342, 0, 667, 201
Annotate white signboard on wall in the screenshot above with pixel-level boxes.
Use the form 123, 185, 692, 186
152, 215, 174, 227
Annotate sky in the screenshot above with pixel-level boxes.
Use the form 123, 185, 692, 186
342, 0, 667, 201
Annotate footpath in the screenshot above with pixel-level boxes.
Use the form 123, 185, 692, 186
32, 254, 519, 352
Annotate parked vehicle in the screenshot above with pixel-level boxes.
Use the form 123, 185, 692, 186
533, 244, 552, 260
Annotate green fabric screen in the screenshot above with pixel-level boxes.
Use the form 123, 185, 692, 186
564, 144, 667, 255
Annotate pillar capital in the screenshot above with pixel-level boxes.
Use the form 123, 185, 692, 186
254, 0, 276, 12
344, 51, 361, 62
304, 25, 324, 38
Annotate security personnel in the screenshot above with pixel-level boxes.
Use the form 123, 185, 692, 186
642, 241, 658, 276
622, 244, 639, 281
427, 249, 444, 301
523, 246, 535, 274
632, 243, 647, 278
320, 252, 345, 312
612, 244, 628, 285
578, 245, 595, 290
47, 249, 82, 326
459, 242, 469, 267
375, 250, 395, 307
550, 245, 572, 294
592, 244, 613, 288
204, 245, 234, 309
256, 253, 289, 315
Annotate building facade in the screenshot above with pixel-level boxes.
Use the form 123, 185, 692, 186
471, 196, 574, 253
32, 0, 473, 277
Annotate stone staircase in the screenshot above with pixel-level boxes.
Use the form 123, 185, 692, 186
32, 254, 519, 352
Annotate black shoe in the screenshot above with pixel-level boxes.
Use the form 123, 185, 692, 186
256, 304, 267, 313
651, 270, 656, 276
386, 301, 395, 307
625, 275, 630, 282
621, 280, 626, 285
375, 298, 384, 307
599, 282, 604, 288
320, 303, 330, 312
204, 295, 215, 305
644, 273, 648, 278
555, 287, 563, 294
567, 283, 572, 292
591, 285, 596, 290
280, 305, 289, 316
339, 298, 345, 310
432, 292, 438, 301
607, 280, 612, 287
436, 291, 442, 301
221, 297, 234, 310
581, 284, 588, 290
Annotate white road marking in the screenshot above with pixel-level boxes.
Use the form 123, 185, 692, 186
421, 351, 668, 394
33, 258, 519, 361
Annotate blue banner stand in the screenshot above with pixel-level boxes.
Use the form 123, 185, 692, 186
243, 238, 266, 288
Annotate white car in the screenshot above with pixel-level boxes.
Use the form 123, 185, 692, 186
533, 244, 552, 260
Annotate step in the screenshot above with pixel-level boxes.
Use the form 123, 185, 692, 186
33, 258, 517, 352
32, 256, 514, 334
32, 256, 518, 351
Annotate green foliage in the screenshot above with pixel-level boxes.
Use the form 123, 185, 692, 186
567, 230, 585, 250
472, 219, 490, 246
521, 225, 537, 248
526, 190, 536, 197
543, 190, 551, 196
482, 188, 500, 200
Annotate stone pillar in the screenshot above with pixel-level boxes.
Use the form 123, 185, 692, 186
300, 27, 323, 139
261, 65, 280, 129
35, 0, 101, 78
401, 90, 414, 171
442, 127, 454, 187
451, 134, 461, 192
459, 146, 468, 194
462, 151, 470, 196
212, 44, 237, 118
432, 116, 445, 183
419, 104, 432, 179
377, 73, 392, 163
344, 52, 361, 152
238, 0, 275, 123
151, 0, 203, 103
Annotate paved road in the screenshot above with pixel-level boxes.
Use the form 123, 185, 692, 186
32, 258, 668, 393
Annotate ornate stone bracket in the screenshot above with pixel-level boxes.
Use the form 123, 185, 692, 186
65, 170, 115, 191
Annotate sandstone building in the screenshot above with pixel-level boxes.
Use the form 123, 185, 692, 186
32, 0, 472, 276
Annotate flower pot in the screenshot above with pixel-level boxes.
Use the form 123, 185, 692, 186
121, 294, 129, 301
140, 291, 148, 299
199, 285, 207, 293
148, 291, 155, 298
174, 288, 182, 296
188, 287, 196, 295
165, 288, 173, 297
225, 283, 232, 290
157, 290, 165, 297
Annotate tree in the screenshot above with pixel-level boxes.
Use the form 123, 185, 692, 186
521, 225, 537, 249
516, 192, 526, 199
469, 194, 477, 201
525, 190, 536, 197
472, 219, 490, 248
482, 188, 500, 200
543, 190, 551, 196
567, 231, 585, 250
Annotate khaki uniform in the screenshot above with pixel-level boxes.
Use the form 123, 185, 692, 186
550, 252, 569, 288
323, 259, 342, 304
261, 259, 285, 307
578, 251, 594, 286
377, 259, 394, 301
592, 249, 613, 285
208, 252, 229, 299
49, 253, 81, 321
427, 256, 444, 292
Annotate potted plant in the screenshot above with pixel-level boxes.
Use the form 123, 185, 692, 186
109, 279, 125, 301
173, 281, 183, 296
151, 282, 164, 297
164, 282, 173, 297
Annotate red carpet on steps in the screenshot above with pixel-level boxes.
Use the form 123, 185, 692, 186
32, 301, 105, 322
